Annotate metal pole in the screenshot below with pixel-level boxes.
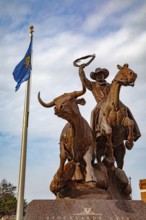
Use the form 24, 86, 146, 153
16, 25, 34, 220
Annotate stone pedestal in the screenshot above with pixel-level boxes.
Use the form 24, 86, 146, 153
25, 199, 146, 220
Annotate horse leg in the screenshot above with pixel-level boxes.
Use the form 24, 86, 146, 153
103, 133, 115, 167
83, 146, 97, 182
114, 143, 126, 169
122, 117, 134, 150
96, 136, 106, 162
100, 118, 115, 167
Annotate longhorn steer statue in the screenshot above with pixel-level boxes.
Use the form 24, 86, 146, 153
38, 71, 97, 190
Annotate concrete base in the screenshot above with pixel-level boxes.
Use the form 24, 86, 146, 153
25, 199, 146, 220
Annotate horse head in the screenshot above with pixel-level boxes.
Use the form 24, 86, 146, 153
114, 64, 137, 87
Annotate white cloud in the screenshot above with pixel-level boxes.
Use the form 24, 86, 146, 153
82, 0, 134, 33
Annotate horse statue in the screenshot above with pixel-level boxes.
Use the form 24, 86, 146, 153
95, 63, 140, 167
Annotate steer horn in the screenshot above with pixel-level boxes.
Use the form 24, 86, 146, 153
72, 81, 86, 98
38, 92, 55, 108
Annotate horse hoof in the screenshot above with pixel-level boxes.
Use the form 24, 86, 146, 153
125, 141, 133, 150
103, 156, 115, 167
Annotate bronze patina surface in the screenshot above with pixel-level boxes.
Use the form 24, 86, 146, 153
38, 55, 140, 200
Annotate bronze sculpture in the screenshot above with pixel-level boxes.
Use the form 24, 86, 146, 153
38, 55, 140, 199
74, 55, 111, 133
38, 56, 97, 195
78, 59, 141, 169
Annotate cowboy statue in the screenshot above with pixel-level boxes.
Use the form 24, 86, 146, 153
75, 55, 141, 168
79, 66, 111, 132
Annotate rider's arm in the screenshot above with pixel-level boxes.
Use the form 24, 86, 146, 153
79, 66, 93, 91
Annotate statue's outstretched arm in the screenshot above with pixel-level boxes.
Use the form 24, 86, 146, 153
79, 66, 93, 91
73, 54, 95, 91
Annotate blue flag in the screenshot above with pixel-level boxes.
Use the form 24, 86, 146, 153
13, 40, 32, 91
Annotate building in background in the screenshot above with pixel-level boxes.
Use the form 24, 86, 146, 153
139, 179, 146, 202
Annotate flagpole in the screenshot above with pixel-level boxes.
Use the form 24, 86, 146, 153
16, 25, 34, 220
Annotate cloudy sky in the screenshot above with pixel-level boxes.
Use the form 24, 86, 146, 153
0, 0, 146, 202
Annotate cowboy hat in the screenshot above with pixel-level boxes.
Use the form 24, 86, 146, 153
90, 68, 109, 80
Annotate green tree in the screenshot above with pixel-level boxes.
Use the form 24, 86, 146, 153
0, 179, 27, 218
